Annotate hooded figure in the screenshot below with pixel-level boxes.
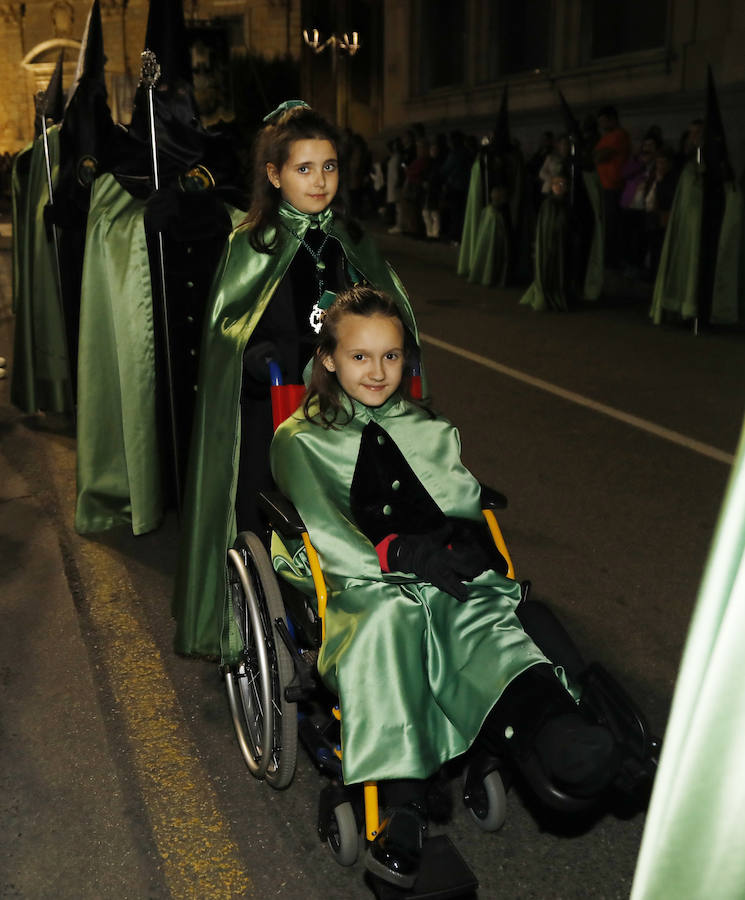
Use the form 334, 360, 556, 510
11, 52, 72, 416
457, 86, 529, 286
74, 0, 247, 536
651, 67, 738, 326
521, 91, 600, 311
53, 0, 117, 390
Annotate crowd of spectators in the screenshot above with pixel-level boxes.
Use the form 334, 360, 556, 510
345, 107, 710, 289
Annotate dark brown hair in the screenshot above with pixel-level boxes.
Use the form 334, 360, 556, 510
242, 105, 358, 252
303, 286, 423, 427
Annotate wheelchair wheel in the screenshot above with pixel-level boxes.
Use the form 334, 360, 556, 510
326, 801, 359, 867
224, 531, 298, 789
465, 768, 507, 832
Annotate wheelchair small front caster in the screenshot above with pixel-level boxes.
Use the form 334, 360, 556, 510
326, 800, 359, 866
463, 760, 507, 832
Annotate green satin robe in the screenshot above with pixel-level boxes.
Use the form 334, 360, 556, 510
710, 181, 744, 325
467, 204, 509, 288
11, 143, 32, 315
520, 196, 569, 312
172, 203, 420, 660
74, 173, 163, 535
631, 416, 745, 899
269, 395, 550, 785
10, 127, 72, 415
457, 158, 484, 276
650, 162, 702, 324
74, 174, 245, 536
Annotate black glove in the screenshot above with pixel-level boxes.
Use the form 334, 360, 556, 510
448, 517, 509, 577
389, 525, 476, 603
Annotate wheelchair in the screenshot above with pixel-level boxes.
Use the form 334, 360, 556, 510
221, 373, 660, 896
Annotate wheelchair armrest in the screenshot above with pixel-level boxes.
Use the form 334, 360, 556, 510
479, 483, 508, 510
258, 490, 307, 538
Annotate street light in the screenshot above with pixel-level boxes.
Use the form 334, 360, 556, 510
302, 28, 360, 127
302, 29, 361, 59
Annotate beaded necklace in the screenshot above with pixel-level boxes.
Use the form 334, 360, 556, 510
280, 220, 334, 332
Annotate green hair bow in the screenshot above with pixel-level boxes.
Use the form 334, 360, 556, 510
262, 99, 310, 124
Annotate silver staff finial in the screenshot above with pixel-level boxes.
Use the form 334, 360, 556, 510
139, 49, 161, 89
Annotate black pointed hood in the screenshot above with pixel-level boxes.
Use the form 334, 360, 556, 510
59, 0, 116, 199
143, 0, 193, 88
557, 88, 581, 143
77, 0, 105, 86
36, 51, 66, 134
703, 65, 734, 184
492, 83, 511, 154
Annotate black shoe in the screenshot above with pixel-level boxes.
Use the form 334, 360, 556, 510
535, 712, 620, 798
365, 803, 427, 889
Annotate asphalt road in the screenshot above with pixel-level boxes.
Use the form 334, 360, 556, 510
1, 233, 743, 900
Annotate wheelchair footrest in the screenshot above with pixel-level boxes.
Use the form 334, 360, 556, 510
367, 835, 478, 899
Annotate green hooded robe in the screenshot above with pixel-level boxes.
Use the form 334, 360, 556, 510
172, 203, 420, 661
270, 395, 550, 785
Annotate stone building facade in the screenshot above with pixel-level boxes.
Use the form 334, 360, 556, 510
0, 0, 303, 154
2, 0, 743, 160
380, 0, 745, 165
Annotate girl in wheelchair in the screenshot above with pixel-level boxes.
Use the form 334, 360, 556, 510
270, 286, 621, 889
173, 102, 418, 660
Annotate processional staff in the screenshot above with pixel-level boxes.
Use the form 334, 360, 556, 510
139, 49, 182, 513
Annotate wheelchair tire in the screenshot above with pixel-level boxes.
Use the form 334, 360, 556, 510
224, 531, 298, 789
326, 801, 359, 867
465, 768, 507, 832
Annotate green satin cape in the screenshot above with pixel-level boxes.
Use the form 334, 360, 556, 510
10, 128, 72, 414
650, 162, 702, 324
74, 174, 245, 536
11, 143, 32, 315
467, 204, 508, 288
520, 196, 568, 312
631, 416, 745, 899
710, 181, 745, 325
74, 173, 163, 535
456, 158, 483, 276
172, 204, 420, 659
269, 395, 550, 785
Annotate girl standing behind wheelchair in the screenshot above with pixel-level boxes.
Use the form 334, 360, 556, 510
270, 286, 620, 889
173, 102, 419, 662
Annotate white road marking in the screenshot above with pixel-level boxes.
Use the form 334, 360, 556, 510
420, 332, 735, 466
